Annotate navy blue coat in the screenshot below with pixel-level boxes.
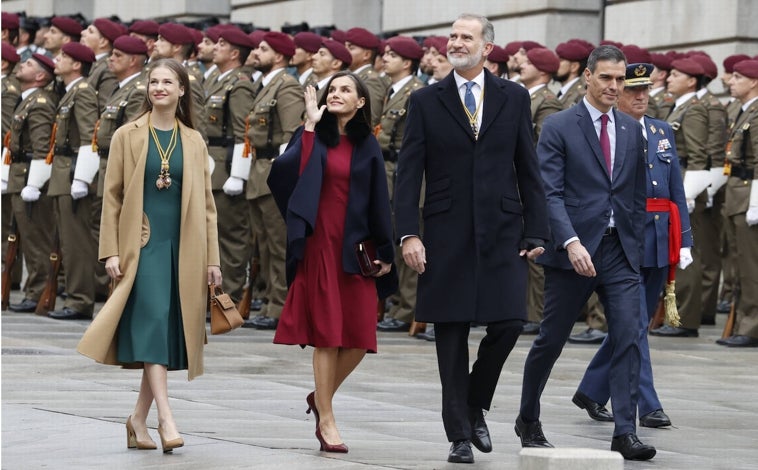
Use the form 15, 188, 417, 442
267, 127, 398, 299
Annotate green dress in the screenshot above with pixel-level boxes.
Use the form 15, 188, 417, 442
117, 127, 187, 370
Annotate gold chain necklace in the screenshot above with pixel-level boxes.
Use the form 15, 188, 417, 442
462, 86, 485, 140
148, 115, 178, 190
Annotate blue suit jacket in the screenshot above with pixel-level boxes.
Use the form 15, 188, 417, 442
642, 115, 693, 268
537, 101, 646, 271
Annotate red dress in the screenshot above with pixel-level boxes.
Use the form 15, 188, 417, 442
273, 131, 379, 352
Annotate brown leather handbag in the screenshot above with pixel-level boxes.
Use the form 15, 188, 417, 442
209, 283, 244, 334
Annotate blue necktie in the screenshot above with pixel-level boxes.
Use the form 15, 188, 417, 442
464, 81, 476, 115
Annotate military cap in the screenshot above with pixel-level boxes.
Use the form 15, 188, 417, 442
2, 12, 19, 30
61, 42, 96, 63
620, 44, 651, 65
262, 31, 296, 57
113, 35, 148, 55
503, 41, 523, 57
159, 23, 195, 45
330, 29, 346, 44
345, 27, 380, 50
386, 36, 423, 60
671, 58, 705, 77
219, 26, 254, 49
51, 16, 83, 37
569, 38, 595, 51
129, 20, 160, 36
422, 36, 436, 48
205, 25, 222, 43
1, 42, 20, 63
600, 39, 624, 48
30, 53, 55, 76
92, 18, 127, 43
556, 41, 590, 61
321, 38, 352, 66
734, 60, 758, 79
624, 63, 654, 87
724, 54, 751, 73
248, 30, 266, 49
488, 45, 509, 63
527, 47, 559, 74
294, 31, 323, 53
521, 40, 545, 51
650, 52, 672, 71
689, 54, 717, 79
188, 27, 203, 48
428, 36, 448, 55
665, 50, 686, 61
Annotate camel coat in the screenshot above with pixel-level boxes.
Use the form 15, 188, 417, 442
77, 113, 220, 380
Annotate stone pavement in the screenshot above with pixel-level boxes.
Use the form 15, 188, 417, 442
2, 294, 757, 469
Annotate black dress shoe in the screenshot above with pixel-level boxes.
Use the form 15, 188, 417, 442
611, 432, 656, 460
521, 321, 540, 335
417, 328, 435, 341
250, 298, 264, 311
48, 307, 90, 320
639, 409, 671, 428
8, 298, 38, 312
468, 407, 492, 453
716, 299, 731, 313
721, 335, 758, 347
649, 325, 698, 337
514, 415, 553, 448
567, 328, 607, 344
572, 391, 613, 421
376, 318, 410, 332
447, 439, 474, 464
251, 316, 279, 330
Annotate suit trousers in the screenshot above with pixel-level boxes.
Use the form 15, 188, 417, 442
520, 233, 642, 437
248, 194, 288, 319
213, 190, 253, 302
698, 189, 724, 322
434, 319, 522, 442
676, 199, 707, 329
731, 214, 758, 339
578, 266, 666, 417
11, 193, 54, 300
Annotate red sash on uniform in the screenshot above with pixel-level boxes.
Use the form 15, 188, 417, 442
646, 198, 681, 282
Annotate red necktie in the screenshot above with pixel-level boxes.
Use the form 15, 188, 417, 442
600, 113, 611, 175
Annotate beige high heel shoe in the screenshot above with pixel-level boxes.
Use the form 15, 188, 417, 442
125, 416, 157, 450
157, 424, 184, 453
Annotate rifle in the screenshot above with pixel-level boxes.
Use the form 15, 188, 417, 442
721, 285, 739, 339
1, 215, 20, 310
237, 253, 260, 320
648, 296, 665, 332
35, 229, 62, 316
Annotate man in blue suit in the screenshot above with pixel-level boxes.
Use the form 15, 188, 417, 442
574, 63, 694, 430
516, 45, 656, 460
395, 13, 549, 464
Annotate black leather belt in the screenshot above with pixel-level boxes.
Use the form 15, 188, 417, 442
11, 152, 33, 163
603, 226, 618, 236
730, 166, 754, 180
207, 136, 233, 147
255, 148, 277, 160
54, 146, 76, 157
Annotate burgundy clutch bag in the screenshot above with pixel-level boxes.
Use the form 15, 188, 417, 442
354, 240, 380, 277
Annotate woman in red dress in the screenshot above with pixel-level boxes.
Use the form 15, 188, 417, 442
268, 71, 397, 453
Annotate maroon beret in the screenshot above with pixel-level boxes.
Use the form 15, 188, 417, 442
521, 41, 545, 52
734, 59, 758, 79
503, 41, 523, 57
219, 26, 254, 49
487, 44, 509, 63
159, 23, 194, 45
345, 27, 379, 50
92, 18, 127, 43
650, 52, 672, 71
2, 12, 19, 30
321, 38, 352, 66
330, 29, 346, 44
294, 31, 322, 53
61, 42, 95, 63
723, 54, 751, 73
666, 50, 686, 61
671, 58, 705, 77
248, 30, 266, 49
30, 53, 55, 76
620, 44, 651, 65
422, 36, 436, 48
51, 16, 82, 37
429, 36, 448, 55
189, 27, 203, 47
1, 42, 20, 63
527, 47, 560, 74
262, 31, 295, 57
205, 25, 222, 43
386, 36, 423, 60
556, 41, 590, 61
113, 35, 148, 55
600, 39, 624, 48
129, 20, 160, 36
689, 53, 717, 79
569, 38, 595, 51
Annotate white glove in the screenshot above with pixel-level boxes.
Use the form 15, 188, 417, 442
747, 180, 758, 226
746, 207, 758, 226
686, 198, 695, 214
229, 143, 251, 180
1, 179, 6, 194
1, 161, 9, 194
70, 179, 89, 199
709, 167, 728, 192
682, 169, 711, 200
72, 145, 100, 184
20, 185, 41, 202
222, 176, 244, 196
678, 247, 693, 270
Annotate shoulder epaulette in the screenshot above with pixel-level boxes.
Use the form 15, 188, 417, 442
78, 81, 89, 89
189, 74, 196, 81
36, 97, 47, 104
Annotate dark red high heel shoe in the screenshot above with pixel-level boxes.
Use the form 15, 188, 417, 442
306, 391, 320, 429
315, 428, 348, 453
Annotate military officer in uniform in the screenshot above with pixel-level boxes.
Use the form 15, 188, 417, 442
204, 27, 256, 302
128, 20, 160, 59
81, 18, 125, 114
650, 53, 674, 120
2, 42, 22, 293
554, 40, 592, 108
719, 59, 758, 347
6, 54, 58, 312
374, 36, 425, 333
484, 45, 509, 79
312, 39, 352, 103
45, 43, 102, 320
244, 32, 305, 329
345, 27, 388, 127
291, 31, 322, 87
42, 16, 83, 59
